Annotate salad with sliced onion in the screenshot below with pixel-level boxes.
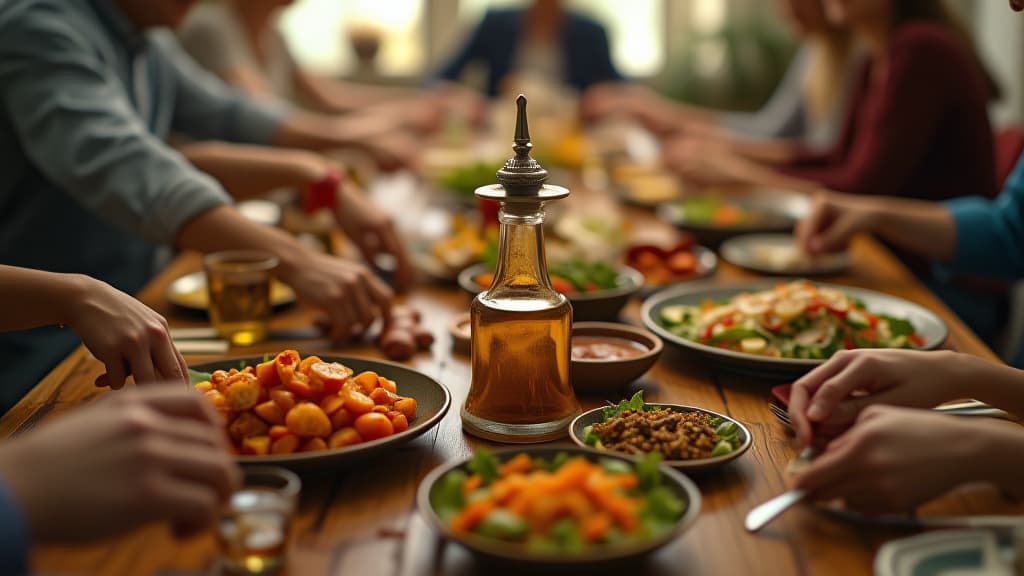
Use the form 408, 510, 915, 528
657, 281, 926, 359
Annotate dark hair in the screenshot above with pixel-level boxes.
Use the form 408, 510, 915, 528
891, 0, 1001, 100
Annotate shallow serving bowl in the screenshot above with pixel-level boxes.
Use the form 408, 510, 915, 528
190, 355, 451, 470
416, 446, 701, 567
570, 322, 663, 394
657, 191, 810, 247
569, 404, 752, 473
458, 263, 644, 321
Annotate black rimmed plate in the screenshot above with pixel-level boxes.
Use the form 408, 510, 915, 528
458, 264, 644, 321
190, 355, 450, 470
417, 446, 701, 567
167, 271, 296, 313
569, 404, 752, 473
640, 280, 948, 379
720, 234, 850, 276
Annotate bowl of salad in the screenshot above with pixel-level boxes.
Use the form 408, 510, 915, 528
657, 192, 809, 247
641, 280, 948, 379
418, 446, 700, 566
459, 261, 644, 321
570, 392, 752, 473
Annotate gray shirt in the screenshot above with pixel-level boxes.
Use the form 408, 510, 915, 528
0, 0, 288, 409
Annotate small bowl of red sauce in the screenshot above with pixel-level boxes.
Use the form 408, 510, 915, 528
571, 322, 663, 394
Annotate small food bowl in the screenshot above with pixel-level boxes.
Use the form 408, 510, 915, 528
458, 264, 644, 322
417, 446, 701, 567
571, 322, 663, 394
570, 403, 752, 473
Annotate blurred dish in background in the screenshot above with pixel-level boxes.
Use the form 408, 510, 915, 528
657, 191, 809, 246
721, 234, 850, 276
610, 163, 682, 208
626, 237, 718, 294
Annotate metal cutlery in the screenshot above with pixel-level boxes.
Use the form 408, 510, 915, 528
745, 447, 817, 532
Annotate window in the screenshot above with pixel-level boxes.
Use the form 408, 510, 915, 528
278, 0, 426, 77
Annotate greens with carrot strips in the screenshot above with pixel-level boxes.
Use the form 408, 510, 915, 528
657, 281, 926, 360
582, 391, 741, 460
431, 448, 686, 553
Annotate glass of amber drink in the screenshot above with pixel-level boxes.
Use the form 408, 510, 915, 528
203, 251, 278, 346
218, 466, 301, 575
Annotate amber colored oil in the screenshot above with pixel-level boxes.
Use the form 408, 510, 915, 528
463, 292, 580, 442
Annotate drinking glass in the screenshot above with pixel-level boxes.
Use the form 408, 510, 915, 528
203, 251, 278, 346
218, 466, 301, 575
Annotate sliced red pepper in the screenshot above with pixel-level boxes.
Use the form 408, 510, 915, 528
701, 325, 714, 341
722, 317, 735, 328
908, 334, 926, 347
843, 336, 854, 350
866, 314, 879, 328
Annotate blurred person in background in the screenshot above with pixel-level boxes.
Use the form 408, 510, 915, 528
0, 385, 238, 574
665, 0, 998, 204
431, 0, 622, 99
178, 0, 441, 133
0, 0, 412, 408
583, 0, 859, 155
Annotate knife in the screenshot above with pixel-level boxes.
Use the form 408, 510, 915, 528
745, 489, 808, 532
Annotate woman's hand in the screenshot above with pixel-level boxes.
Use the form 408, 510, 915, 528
65, 276, 187, 389
0, 385, 239, 542
793, 405, 984, 513
333, 181, 414, 293
662, 137, 750, 187
788, 349, 970, 447
795, 191, 878, 255
277, 249, 393, 341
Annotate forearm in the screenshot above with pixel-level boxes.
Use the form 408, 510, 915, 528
952, 354, 1024, 418
867, 199, 957, 262
723, 135, 799, 165
271, 110, 391, 152
179, 142, 331, 199
298, 74, 410, 115
174, 205, 308, 280
0, 266, 93, 331
727, 157, 821, 194
972, 421, 1024, 499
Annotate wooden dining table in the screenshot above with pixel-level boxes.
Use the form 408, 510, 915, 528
3, 181, 1022, 576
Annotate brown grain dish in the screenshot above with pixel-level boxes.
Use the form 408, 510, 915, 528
589, 408, 720, 460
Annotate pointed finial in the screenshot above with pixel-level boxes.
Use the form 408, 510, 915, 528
513, 94, 531, 157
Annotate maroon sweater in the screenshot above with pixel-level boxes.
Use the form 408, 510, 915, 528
784, 22, 996, 200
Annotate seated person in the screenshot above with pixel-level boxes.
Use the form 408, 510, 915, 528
787, 348, 1024, 512
0, 385, 238, 573
0, 0, 409, 409
178, 0, 438, 132
583, 0, 859, 154
432, 0, 622, 98
665, 0, 998, 204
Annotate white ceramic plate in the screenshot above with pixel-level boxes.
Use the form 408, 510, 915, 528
720, 234, 850, 276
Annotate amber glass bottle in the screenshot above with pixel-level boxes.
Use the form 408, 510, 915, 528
461, 95, 580, 442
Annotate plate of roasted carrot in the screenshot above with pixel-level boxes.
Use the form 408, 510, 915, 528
190, 349, 450, 469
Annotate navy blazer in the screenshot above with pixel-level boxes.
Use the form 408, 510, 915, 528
433, 8, 622, 96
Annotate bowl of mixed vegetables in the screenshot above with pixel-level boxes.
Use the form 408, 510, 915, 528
641, 280, 948, 378
418, 446, 700, 565
570, 392, 752, 473
459, 261, 644, 321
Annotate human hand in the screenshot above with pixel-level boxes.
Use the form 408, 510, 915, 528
0, 385, 239, 542
363, 131, 419, 172
788, 349, 967, 447
662, 137, 747, 187
334, 181, 414, 292
579, 82, 635, 122
64, 276, 187, 389
793, 405, 982, 513
278, 249, 394, 341
795, 190, 877, 255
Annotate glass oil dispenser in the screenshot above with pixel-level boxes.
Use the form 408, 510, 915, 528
462, 94, 580, 442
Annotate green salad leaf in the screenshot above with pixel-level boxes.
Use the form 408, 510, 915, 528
467, 449, 500, 483
431, 469, 467, 523
601, 390, 648, 420
880, 315, 916, 337
636, 452, 663, 493
188, 369, 212, 387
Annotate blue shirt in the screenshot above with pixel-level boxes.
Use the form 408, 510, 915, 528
0, 0, 289, 410
433, 8, 622, 96
0, 480, 28, 575
942, 154, 1024, 280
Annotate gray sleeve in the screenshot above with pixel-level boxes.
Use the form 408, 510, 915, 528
151, 32, 289, 145
0, 14, 231, 244
720, 45, 810, 141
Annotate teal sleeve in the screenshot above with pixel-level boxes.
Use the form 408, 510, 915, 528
937, 155, 1024, 280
